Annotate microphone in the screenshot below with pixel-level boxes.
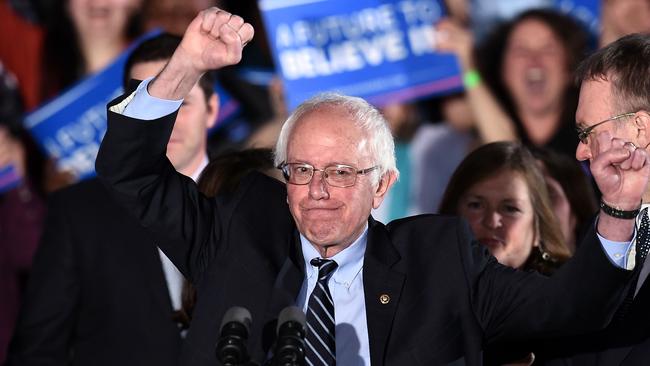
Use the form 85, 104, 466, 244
216, 306, 253, 366
272, 306, 306, 366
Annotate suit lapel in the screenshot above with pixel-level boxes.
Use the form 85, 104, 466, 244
363, 218, 405, 366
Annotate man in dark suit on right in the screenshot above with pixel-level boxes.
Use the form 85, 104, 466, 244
532, 33, 650, 366
95, 8, 650, 366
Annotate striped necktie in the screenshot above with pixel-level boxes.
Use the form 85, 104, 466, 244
305, 258, 338, 366
615, 207, 650, 321
636, 208, 650, 265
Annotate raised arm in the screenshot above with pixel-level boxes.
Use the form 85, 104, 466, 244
592, 131, 650, 241
435, 18, 518, 143
96, 8, 254, 282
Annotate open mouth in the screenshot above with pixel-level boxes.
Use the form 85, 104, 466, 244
524, 67, 546, 95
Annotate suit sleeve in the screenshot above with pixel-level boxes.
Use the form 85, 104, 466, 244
95, 94, 224, 283
462, 221, 634, 345
6, 193, 78, 365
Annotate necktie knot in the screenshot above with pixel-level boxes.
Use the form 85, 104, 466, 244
311, 258, 338, 282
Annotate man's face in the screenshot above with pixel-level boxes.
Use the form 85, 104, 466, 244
285, 107, 392, 257
129, 60, 218, 176
575, 79, 635, 162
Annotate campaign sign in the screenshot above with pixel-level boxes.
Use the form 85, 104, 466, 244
259, 0, 463, 110
0, 165, 21, 194
24, 58, 125, 180
211, 80, 240, 133
554, 0, 600, 36
25, 32, 239, 181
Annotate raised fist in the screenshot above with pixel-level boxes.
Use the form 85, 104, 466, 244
177, 7, 255, 73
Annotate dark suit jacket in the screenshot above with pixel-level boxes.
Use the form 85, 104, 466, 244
6, 179, 182, 366
95, 92, 633, 366
533, 269, 650, 366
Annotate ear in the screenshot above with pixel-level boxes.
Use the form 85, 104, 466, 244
205, 94, 219, 130
632, 110, 650, 149
372, 171, 397, 209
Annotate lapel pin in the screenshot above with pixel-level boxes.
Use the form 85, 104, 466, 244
379, 294, 390, 305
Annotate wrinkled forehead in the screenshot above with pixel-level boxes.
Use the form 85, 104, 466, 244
287, 107, 372, 163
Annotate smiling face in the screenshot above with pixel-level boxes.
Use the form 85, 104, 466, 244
129, 60, 217, 176
502, 18, 570, 117
457, 169, 538, 269
285, 106, 392, 257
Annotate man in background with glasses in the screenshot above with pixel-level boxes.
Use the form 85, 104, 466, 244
537, 34, 650, 366
96, 8, 650, 366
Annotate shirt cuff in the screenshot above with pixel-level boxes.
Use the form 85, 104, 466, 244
598, 232, 635, 269
119, 77, 183, 120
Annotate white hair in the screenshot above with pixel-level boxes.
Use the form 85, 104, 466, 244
274, 92, 399, 186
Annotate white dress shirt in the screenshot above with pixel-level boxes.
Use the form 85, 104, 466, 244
297, 227, 370, 366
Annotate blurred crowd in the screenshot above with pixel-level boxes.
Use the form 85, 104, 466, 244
1, 0, 649, 365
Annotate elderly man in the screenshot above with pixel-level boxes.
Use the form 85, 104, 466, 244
96, 8, 648, 366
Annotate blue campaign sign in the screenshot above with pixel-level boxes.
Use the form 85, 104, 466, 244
211, 80, 240, 134
0, 165, 20, 194
554, 0, 600, 36
259, 0, 463, 110
24, 55, 126, 181
24, 31, 238, 181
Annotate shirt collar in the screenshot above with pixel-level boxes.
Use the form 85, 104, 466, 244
300, 224, 368, 288
190, 154, 209, 183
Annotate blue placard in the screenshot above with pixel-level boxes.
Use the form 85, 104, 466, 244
259, 0, 463, 110
0, 165, 21, 194
210, 81, 240, 134
554, 0, 600, 36
24, 31, 239, 181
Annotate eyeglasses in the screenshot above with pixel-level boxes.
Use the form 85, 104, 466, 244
576, 112, 636, 144
278, 162, 378, 188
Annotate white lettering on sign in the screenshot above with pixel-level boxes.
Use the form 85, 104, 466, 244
274, 0, 443, 80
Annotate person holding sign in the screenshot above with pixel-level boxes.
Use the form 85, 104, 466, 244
437, 9, 590, 158
96, 7, 648, 366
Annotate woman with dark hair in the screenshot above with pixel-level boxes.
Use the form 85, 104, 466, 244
437, 9, 590, 157
440, 142, 577, 365
480, 9, 589, 156
439, 141, 570, 275
39, 0, 144, 100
